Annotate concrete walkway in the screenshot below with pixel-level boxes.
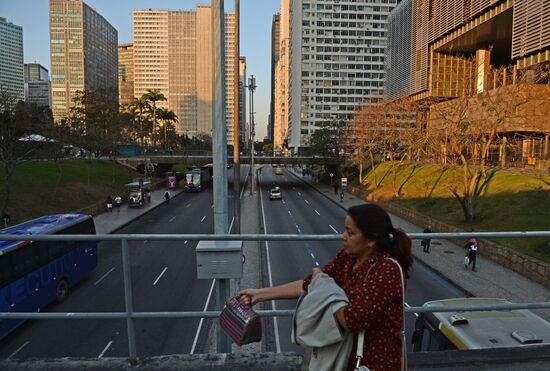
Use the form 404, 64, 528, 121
93, 187, 184, 234
288, 169, 550, 320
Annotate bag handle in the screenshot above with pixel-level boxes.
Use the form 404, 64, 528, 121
355, 258, 406, 371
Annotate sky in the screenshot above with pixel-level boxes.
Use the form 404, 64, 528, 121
0, 0, 280, 139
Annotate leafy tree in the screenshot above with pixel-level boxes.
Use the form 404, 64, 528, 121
156, 108, 178, 152
127, 96, 151, 148
308, 120, 345, 157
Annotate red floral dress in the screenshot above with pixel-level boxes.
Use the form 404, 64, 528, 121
303, 249, 404, 371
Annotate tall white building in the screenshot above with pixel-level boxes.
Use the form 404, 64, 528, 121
288, 0, 398, 152
133, 7, 237, 144
273, 0, 290, 150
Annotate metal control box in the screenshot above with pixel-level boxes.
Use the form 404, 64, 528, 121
196, 240, 243, 279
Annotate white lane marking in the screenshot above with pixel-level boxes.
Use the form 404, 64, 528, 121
329, 224, 339, 234
169, 215, 177, 222
259, 177, 281, 353
211, 204, 214, 209
143, 240, 148, 244
229, 216, 235, 233
184, 240, 188, 244
186, 203, 191, 208
94, 267, 115, 286
298, 192, 301, 196
201, 216, 206, 223
304, 199, 309, 205
190, 278, 216, 354
8, 341, 29, 359
153, 267, 168, 286
98, 340, 113, 358
314, 209, 321, 216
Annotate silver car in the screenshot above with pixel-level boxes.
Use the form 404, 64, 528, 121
269, 187, 282, 200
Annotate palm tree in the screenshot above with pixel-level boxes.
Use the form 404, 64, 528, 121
128, 96, 150, 148
157, 108, 179, 152
143, 89, 167, 148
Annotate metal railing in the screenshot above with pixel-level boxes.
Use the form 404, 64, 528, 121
1, 232, 550, 358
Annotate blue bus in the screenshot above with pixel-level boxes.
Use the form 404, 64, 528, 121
184, 167, 211, 192
0, 214, 98, 340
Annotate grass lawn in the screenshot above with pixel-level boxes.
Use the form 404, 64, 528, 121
0, 159, 153, 224
358, 163, 550, 263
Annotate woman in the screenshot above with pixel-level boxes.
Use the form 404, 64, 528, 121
238, 203, 413, 371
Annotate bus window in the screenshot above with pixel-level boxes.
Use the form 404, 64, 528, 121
0, 254, 14, 287
11, 244, 40, 280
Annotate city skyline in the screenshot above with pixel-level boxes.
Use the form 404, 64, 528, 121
0, 0, 280, 139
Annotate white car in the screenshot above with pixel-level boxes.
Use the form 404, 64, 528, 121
269, 187, 282, 200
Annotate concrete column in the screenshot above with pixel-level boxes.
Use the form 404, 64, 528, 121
476, 49, 491, 93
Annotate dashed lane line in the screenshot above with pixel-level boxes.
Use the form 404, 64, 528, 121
201, 216, 206, 223
98, 340, 113, 358
329, 224, 339, 234
8, 341, 29, 359
94, 267, 115, 286
314, 209, 321, 216
153, 267, 168, 286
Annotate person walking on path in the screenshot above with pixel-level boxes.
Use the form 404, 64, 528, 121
2, 213, 10, 228
106, 196, 113, 212
421, 224, 432, 253
114, 195, 122, 212
466, 238, 478, 271
164, 190, 171, 204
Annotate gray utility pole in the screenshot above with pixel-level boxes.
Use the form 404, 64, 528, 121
248, 75, 256, 195
232, 0, 240, 234
211, 0, 231, 353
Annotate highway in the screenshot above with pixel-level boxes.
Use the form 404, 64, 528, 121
0, 167, 249, 359
0, 164, 465, 359
257, 166, 465, 352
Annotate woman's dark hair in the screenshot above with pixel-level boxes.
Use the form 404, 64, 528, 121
347, 203, 413, 278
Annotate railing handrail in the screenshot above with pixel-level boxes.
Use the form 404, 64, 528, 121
2, 302, 550, 320
0, 231, 549, 241
2, 232, 549, 357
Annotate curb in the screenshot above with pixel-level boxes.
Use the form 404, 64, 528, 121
108, 190, 186, 234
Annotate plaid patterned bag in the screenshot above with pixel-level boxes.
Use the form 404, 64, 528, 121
219, 297, 262, 346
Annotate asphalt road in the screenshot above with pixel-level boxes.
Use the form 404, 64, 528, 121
1, 164, 465, 359
257, 166, 465, 352
0, 166, 249, 359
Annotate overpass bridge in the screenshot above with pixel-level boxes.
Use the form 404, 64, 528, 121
119, 155, 344, 169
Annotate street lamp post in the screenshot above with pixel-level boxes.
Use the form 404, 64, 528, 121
248, 75, 256, 195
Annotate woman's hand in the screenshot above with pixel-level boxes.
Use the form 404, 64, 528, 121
311, 267, 322, 280
236, 288, 263, 306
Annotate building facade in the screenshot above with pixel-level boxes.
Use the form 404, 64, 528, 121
0, 17, 24, 103
118, 43, 134, 107
49, 0, 118, 121
385, 0, 550, 167
288, 0, 398, 152
133, 7, 237, 145
273, 0, 290, 151
269, 14, 280, 143
24, 63, 51, 107
386, 0, 550, 100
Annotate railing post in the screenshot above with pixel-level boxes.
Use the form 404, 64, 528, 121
121, 239, 137, 358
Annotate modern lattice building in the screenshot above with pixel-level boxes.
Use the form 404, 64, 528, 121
385, 0, 550, 167
133, 7, 237, 144
49, 0, 118, 122
0, 17, 24, 103
287, 0, 399, 152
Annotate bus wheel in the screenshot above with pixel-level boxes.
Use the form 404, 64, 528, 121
56, 279, 69, 303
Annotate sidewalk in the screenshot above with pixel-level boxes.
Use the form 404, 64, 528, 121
93, 187, 184, 234
288, 169, 550, 320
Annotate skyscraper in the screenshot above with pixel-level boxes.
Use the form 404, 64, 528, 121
133, 6, 237, 144
24, 63, 51, 107
287, 0, 398, 152
49, 0, 118, 121
118, 43, 134, 107
0, 17, 24, 103
269, 13, 280, 143
273, 0, 290, 150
